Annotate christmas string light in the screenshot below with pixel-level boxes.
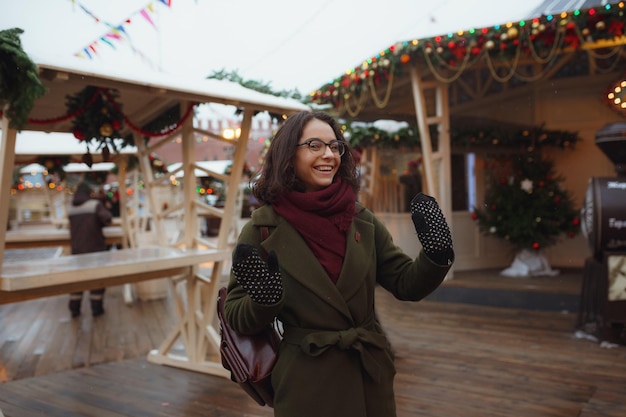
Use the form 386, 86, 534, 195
311, 2, 626, 116
606, 75, 626, 115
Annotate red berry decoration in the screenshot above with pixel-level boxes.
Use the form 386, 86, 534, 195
73, 129, 85, 141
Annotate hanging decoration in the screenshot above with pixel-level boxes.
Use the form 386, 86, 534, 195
310, 2, 626, 109
35, 155, 71, 180
73, 0, 172, 69
0, 28, 46, 129
65, 86, 132, 163
4, 81, 194, 144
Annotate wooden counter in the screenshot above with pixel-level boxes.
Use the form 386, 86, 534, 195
5, 225, 124, 249
1, 245, 231, 377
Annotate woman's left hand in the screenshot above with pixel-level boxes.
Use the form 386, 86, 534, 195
410, 193, 454, 265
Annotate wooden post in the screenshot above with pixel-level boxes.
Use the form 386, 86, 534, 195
409, 67, 438, 200
0, 111, 18, 265
180, 102, 197, 249
409, 67, 454, 278
215, 108, 253, 249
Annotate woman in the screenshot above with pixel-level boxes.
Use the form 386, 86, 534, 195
225, 111, 453, 416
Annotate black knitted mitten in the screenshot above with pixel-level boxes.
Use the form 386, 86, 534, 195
410, 193, 454, 265
232, 244, 283, 305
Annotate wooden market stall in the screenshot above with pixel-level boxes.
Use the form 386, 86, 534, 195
0, 52, 309, 377
310, 1, 626, 272
10, 130, 137, 229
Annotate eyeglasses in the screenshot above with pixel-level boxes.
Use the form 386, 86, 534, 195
296, 138, 345, 157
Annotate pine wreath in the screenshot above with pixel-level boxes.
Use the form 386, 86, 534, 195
36, 155, 71, 180
65, 86, 133, 156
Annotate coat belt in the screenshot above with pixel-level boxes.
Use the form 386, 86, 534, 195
282, 322, 388, 383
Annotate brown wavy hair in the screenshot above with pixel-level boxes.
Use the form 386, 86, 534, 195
252, 111, 359, 204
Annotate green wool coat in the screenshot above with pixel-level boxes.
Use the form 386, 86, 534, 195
225, 203, 452, 417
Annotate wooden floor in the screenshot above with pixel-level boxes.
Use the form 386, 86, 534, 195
1, 269, 625, 416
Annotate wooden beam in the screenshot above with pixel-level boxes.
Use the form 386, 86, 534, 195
410, 67, 437, 199
0, 111, 18, 265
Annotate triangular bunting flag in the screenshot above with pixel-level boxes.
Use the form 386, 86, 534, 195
140, 9, 155, 29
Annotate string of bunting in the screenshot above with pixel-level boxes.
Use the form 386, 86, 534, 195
72, 0, 172, 68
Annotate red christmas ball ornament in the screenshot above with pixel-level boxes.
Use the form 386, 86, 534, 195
572, 218, 580, 226
73, 129, 86, 141
568, 232, 575, 238
539, 180, 545, 187
532, 242, 540, 250
111, 119, 122, 130
491, 204, 497, 211
553, 196, 561, 204
471, 212, 478, 220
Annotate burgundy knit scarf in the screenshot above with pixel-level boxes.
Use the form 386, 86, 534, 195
273, 178, 356, 283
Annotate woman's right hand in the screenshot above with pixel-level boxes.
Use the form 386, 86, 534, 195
231, 244, 283, 305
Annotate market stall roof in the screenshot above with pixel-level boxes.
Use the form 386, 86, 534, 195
310, 0, 626, 122
10, 130, 137, 165
20, 52, 310, 135
167, 161, 232, 178
19, 161, 115, 174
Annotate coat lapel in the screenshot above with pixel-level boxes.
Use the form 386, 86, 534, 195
335, 215, 375, 301
261, 221, 353, 320
253, 205, 375, 322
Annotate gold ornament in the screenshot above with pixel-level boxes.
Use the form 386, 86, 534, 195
507, 27, 519, 39
100, 123, 113, 137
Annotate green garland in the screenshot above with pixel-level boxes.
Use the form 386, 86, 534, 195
0, 28, 46, 129
343, 122, 580, 150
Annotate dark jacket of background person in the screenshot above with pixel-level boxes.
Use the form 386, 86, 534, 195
225, 202, 451, 417
68, 182, 112, 255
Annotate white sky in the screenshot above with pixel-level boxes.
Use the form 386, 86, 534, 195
1, 0, 541, 94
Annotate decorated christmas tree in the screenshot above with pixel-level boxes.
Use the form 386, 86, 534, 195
472, 153, 580, 251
